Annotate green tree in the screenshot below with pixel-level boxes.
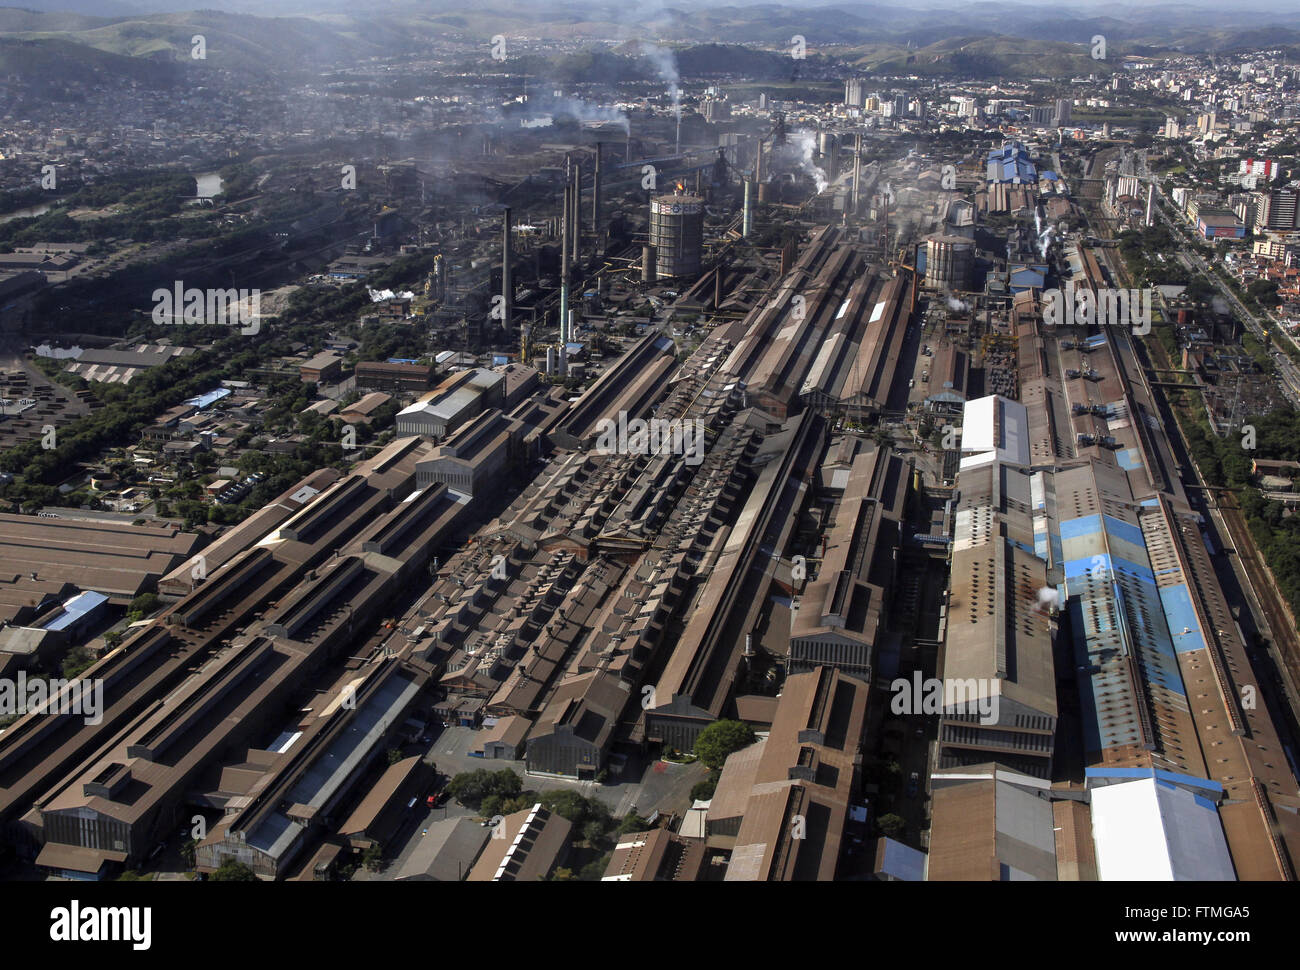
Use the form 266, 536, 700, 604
211, 858, 258, 881
537, 789, 611, 832
445, 768, 523, 810
876, 813, 905, 839
579, 853, 612, 881
690, 773, 720, 802
128, 592, 160, 616
693, 719, 756, 770
386, 748, 404, 766
62, 645, 97, 679
616, 812, 648, 835
361, 843, 383, 872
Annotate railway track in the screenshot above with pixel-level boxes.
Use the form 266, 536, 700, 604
1216, 489, 1300, 692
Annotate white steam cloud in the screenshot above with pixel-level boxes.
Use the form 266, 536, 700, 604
638, 41, 682, 127
773, 129, 829, 193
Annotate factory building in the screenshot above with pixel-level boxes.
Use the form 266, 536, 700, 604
646, 411, 827, 750
354, 361, 435, 394
0, 513, 201, 606
788, 444, 908, 682
928, 315, 1300, 879
396, 368, 505, 438
720, 226, 916, 419
5, 439, 474, 877
986, 141, 1038, 184
467, 804, 571, 881
927, 765, 1061, 880
414, 409, 522, 497
938, 455, 1057, 778
707, 666, 868, 881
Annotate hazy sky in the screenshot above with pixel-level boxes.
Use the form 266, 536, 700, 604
11, 0, 1300, 20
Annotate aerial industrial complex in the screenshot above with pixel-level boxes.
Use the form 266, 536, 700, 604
0, 0, 1299, 902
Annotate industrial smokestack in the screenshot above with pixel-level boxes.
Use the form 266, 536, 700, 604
714, 263, 723, 310
560, 167, 571, 347
502, 206, 513, 337
592, 143, 602, 251
570, 161, 581, 263
742, 177, 752, 237
852, 132, 862, 215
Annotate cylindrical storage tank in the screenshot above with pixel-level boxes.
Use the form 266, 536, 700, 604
648, 193, 704, 280
642, 244, 657, 283
546, 346, 556, 375
924, 234, 975, 290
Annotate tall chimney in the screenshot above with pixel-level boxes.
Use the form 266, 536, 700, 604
502, 206, 513, 338
714, 263, 723, 310
560, 162, 571, 349
852, 132, 862, 214
570, 161, 581, 263
742, 177, 752, 237
592, 143, 603, 251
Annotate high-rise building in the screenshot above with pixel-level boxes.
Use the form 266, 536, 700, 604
1253, 188, 1300, 232
1030, 105, 1054, 126
843, 78, 865, 108
701, 98, 730, 123
1054, 98, 1072, 126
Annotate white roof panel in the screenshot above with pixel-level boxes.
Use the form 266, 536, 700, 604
1091, 778, 1235, 881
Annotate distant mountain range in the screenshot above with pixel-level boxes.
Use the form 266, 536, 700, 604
1, 2, 1299, 88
